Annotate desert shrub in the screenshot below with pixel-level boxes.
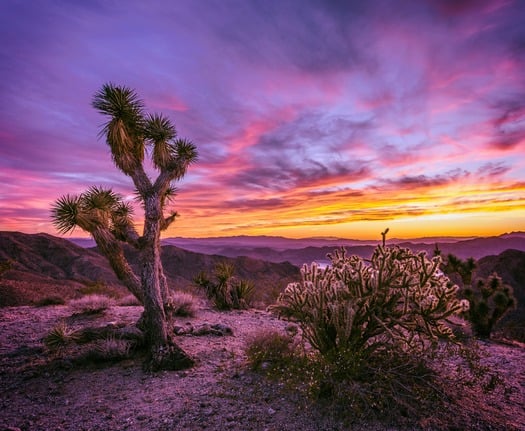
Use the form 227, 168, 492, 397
266, 243, 508, 423
464, 273, 516, 338
117, 294, 142, 306
44, 321, 80, 351
312, 349, 443, 420
35, 296, 66, 306
194, 262, 254, 310
245, 330, 298, 372
165, 291, 198, 317
69, 294, 115, 314
272, 245, 468, 364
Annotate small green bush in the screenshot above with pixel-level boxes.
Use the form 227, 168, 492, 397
165, 291, 198, 317
69, 294, 115, 314
0, 259, 13, 277
194, 262, 254, 310
262, 240, 500, 425
245, 330, 297, 372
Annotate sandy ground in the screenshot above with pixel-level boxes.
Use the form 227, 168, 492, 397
0, 305, 523, 431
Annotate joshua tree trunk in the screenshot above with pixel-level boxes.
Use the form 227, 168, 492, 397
140, 195, 194, 370
140, 200, 168, 347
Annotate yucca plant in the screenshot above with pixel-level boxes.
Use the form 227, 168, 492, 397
194, 263, 254, 310
44, 321, 80, 351
69, 294, 116, 314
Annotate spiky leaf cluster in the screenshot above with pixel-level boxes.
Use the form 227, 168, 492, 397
194, 262, 254, 310
272, 245, 468, 359
92, 83, 197, 178
92, 83, 146, 175
51, 186, 134, 238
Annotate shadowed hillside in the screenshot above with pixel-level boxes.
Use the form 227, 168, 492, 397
0, 232, 299, 307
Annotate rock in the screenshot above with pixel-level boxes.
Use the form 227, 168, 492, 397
184, 323, 233, 337
193, 324, 212, 336
210, 323, 233, 336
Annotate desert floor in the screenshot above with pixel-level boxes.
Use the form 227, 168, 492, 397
0, 305, 524, 431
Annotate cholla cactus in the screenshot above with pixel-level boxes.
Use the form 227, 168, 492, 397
272, 245, 468, 359
463, 273, 515, 338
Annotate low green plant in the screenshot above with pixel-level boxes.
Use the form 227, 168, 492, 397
262, 238, 502, 425
165, 291, 198, 317
69, 294, 115, 314
44, 321, 80, 351
464, 273, 515, 338
245, 330, 297, 372
194, 262, 254, 310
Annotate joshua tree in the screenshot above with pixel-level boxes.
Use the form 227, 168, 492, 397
51, 83, 197, 370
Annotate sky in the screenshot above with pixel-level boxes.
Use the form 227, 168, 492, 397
1, 0, 524, 240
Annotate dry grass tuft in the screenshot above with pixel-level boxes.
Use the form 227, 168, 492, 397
117, 294, 142, 306
165, 291, 198, 317
85, 337, 132, 362
69, 294, 115, 314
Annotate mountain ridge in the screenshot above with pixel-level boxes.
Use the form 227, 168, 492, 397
0, 231, 299, 307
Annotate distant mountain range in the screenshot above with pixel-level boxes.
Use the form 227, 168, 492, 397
67, 232, 525, 266
162, 232, 525, 265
